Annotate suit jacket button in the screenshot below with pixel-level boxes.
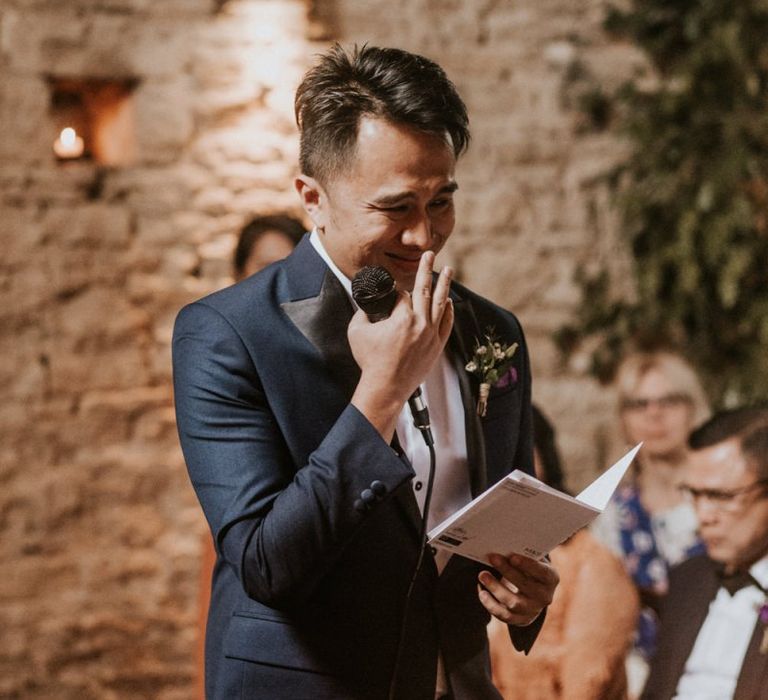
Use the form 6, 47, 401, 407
360, 489, 376, 505
370, 480, 387, 497
353, 499, 367, 513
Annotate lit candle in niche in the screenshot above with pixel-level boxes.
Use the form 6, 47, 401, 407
53, 127, 85, 159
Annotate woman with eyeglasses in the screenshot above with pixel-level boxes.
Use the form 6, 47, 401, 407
591, 350, 711, 699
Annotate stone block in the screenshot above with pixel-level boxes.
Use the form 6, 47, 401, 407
40, 203, 133, 248
134, 80, 195, 164
103, 166, 194, 215
0, 76, 53, 163
47, 344, 151, 393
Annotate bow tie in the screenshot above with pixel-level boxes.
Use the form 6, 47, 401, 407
717, 567, 764, 596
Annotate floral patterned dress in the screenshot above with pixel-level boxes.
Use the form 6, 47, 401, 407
593, 482, 705, 670
612, 484, 706, 659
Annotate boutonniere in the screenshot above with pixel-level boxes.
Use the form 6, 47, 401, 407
759, 601, 768, 654
464, 328, 518, 417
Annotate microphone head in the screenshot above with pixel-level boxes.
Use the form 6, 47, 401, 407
351, 265, 397, 322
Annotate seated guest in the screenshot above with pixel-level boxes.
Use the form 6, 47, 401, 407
591, 351, 710, 697
489, 406, 640, 700
642, 405, 768, 700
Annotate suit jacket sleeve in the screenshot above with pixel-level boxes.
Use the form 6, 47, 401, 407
172, 301, 415, 609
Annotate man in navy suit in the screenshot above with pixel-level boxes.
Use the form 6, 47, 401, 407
642, 405, 768, 699
173, 44, 558, 699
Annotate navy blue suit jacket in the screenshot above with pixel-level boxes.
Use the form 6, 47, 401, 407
173, 236, 540, 699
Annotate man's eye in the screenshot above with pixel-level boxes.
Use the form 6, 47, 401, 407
381, 205, 408, 213
430, 199, 451, 209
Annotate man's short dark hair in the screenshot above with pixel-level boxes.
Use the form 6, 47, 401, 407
233, 214, 306, 277
689, 404, 768, 478
294, 43, 470, 186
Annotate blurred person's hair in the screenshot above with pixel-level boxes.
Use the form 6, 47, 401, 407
615, 350, 710, 426
532, 405, 568, 494
689, 404, 768, 479
294, 43, 470, 187
233, 214, 306, 278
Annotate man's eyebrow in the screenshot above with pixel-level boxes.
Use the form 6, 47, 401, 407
438, 182, 460, 195
370, 182, 459, 207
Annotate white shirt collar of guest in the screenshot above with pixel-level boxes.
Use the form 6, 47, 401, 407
749, 552, 768, 592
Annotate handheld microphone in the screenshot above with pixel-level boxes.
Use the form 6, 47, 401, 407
351, 265, 434, 447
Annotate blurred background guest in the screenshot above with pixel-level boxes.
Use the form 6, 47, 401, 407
232, 214, 306, 281
591, 351, 711, 698
642, 405, 768, 700
195, 212, 306, 700
489, 405, 639, 700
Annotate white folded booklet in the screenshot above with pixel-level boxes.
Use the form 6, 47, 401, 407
427, 443, 642, 564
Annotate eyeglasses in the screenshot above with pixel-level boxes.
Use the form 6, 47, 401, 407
678, 479, 768, 511
621, 392, 691, 412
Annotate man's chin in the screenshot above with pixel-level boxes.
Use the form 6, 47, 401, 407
389, 271, 417, 293
705, 546, 735, 568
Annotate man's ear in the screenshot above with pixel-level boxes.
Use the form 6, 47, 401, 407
295, 175, 327, 232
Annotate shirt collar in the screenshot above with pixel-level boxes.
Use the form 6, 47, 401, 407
749, 552, 768, 592
309, 229, 356, 308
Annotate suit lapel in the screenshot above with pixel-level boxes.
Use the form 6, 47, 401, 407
448, 295, 487, 497
733, 613, 768, 700
280, 239, 360, 399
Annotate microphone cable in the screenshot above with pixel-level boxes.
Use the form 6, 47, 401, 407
387, 438, 437, 700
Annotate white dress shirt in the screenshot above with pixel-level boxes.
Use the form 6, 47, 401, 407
309, 232, 472, 697
673, 554, 768, 699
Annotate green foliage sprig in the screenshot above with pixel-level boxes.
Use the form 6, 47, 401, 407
558, 0, 768, 405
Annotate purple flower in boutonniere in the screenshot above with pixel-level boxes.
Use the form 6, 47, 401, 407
759, 602, 768, 654
465, 328, 518, 417
495, 366, 518, 390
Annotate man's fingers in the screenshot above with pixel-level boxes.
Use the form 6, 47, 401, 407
481, 554, 559, 622
476, 580, 541, 627
431, 266, 453, 324
491, 553, 559, 588
438, 297, 454, 342
411, 251, 435, 318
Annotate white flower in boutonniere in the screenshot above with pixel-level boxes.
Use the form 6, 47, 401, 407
465, 328, 518, 417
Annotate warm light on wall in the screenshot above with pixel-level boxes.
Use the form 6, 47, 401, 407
48, 77, 138, 166
53, 127, 85, 160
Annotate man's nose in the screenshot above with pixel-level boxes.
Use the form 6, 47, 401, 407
400, 213, 432, 248
693, 498, 719, 525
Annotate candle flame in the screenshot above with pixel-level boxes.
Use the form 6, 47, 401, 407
60, 127, 77, 146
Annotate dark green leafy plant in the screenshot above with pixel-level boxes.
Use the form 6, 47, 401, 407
558, 0, 768, 405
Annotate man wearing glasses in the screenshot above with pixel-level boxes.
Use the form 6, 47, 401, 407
641, 405, 768, 700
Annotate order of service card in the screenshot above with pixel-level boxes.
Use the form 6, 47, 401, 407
427, 443, 642, 564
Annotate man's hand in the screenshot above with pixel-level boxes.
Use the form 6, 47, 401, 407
348, 252, 454, 440
477, 553, 559, 627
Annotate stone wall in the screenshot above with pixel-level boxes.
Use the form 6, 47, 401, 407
0, 0, 642, 696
